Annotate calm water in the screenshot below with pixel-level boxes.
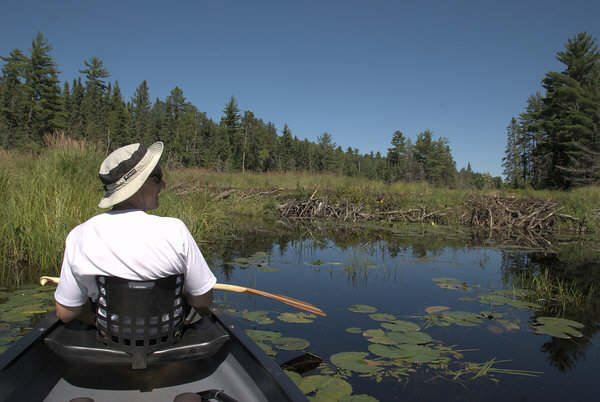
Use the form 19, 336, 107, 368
211, 234, 600, 402
1, 231, 598, 401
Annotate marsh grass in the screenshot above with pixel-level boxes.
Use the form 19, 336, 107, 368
2, 138, 600, 288
515, 270, 597, 312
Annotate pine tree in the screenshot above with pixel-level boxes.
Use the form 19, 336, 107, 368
79, 56, 110, 144
0, 49, 28, 148
131, 80, 152, 144
106, 81, 130, 150
502, 118, 523, 187
279, 124, 295, 171
24, 33, 62, 145
220, 96, 240, 169
538, 32, 600, 187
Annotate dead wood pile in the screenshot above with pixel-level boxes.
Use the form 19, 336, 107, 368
461, 194, 570, 234
276, 190, 448, 223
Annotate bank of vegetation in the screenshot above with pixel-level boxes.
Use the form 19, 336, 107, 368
2, 139, 599, 289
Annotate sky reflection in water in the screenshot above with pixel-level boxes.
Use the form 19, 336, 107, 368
214, 237, 599, 402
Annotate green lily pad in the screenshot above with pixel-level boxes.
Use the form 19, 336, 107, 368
272, 337, 310, 351
381, 320, 420, 332
330, 351, 383, 374
425, 306, 450, 314
362, 329, 385, 338
442, 311, 485, 327
348, 304, 377, 313
368, 344, 405, 358
257, 266, 280, 272
498, 319, 520, 331
284, 370, 303, 387
386, 331, 432, 345
277, 312, 316, 323
299, 375, 352, 399
306, 260, 343, 266
369, 313, 396, 322
339, 394, 379, 402
478, 293, 541, 310
346, 327, 363, 334
255, 341, 277, 356
366, 336, 400, 345
245, 329, 282, 342
532, 316, 584, 339
393, 344, 440, 363
242, 310, 274, 324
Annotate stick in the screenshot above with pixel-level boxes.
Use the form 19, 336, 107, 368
40, 276, 326, 317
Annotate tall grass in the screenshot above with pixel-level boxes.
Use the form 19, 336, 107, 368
2, 139, 599, 288
1, 136, 101, 287
0, 137, 229, 288
515, 270, 597, 313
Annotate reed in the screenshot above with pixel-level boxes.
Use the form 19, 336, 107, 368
514, 270, 596, 312
2, 138, 600, 288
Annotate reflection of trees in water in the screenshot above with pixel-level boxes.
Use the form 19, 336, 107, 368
501, 247, 600, 372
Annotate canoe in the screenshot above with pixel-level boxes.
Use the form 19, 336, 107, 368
0, 309, 307, 402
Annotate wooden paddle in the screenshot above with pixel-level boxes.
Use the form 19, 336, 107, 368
40, 276, 326, 317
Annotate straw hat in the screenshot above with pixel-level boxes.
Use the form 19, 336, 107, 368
98, 142, 164, 208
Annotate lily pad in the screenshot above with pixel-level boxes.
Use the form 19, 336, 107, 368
348, 304, 377, 313
442, 311, 485, 327
242, 310, 274, 325
272, 337, 310, 351
299, 375, 352, 399
277, 312, 316, 324
532, 316, 584, 339
245, 329, 282, 342
227, 257, 251, 267
362, 329, 385, 338
330, 351, 383, 374
432, 277, 468, 290
386, 331, 432, 345
425, 306, 450, 314
368, 313, 396, 322
368, 344, 405, 358
284, 370, 303, 387
478, 293, 541, 310
381, 320, 420, 332
498, 319, 520, 331
393, 344, 440, 363
346, 327, 363, 334
255, 341, 277, 356
305, 260, 343, 266
257, 266, 280, 272
366, 336, 400, 345
339, 395, 379, 402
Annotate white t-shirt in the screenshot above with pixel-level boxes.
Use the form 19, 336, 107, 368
55, 209, 217, 307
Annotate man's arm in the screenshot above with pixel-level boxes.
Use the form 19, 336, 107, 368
185, 289, 213, 315
55, 299, 95, 325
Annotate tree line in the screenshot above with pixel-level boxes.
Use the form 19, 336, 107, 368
503, 32, 600, 189
1, 33, 499, 188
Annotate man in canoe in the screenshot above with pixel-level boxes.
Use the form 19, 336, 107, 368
53, 141, 216, 324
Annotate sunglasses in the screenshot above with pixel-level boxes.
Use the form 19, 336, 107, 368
149, 167, 163, 183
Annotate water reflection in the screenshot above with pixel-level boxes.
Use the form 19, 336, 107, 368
204, 227, 600, 401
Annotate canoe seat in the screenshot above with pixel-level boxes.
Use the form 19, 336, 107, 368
45, 275, 229, 369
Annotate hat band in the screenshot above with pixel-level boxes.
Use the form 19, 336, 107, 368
99, 144, 147, 185
103, 167, 139, 192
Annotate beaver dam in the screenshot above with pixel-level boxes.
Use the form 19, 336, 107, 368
198, 185, 598, 249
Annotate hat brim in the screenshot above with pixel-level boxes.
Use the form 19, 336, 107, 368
98, 142, 164, 208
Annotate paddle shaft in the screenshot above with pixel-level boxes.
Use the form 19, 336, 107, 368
40, 276, 326, 317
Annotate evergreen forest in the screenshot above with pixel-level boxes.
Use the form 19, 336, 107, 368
2, 32, 599, 191
502, 32, 600, 189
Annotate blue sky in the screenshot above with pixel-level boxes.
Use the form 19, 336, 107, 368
2, 0, 599, 176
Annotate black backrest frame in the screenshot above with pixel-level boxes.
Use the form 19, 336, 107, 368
95, 274, 186, 369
